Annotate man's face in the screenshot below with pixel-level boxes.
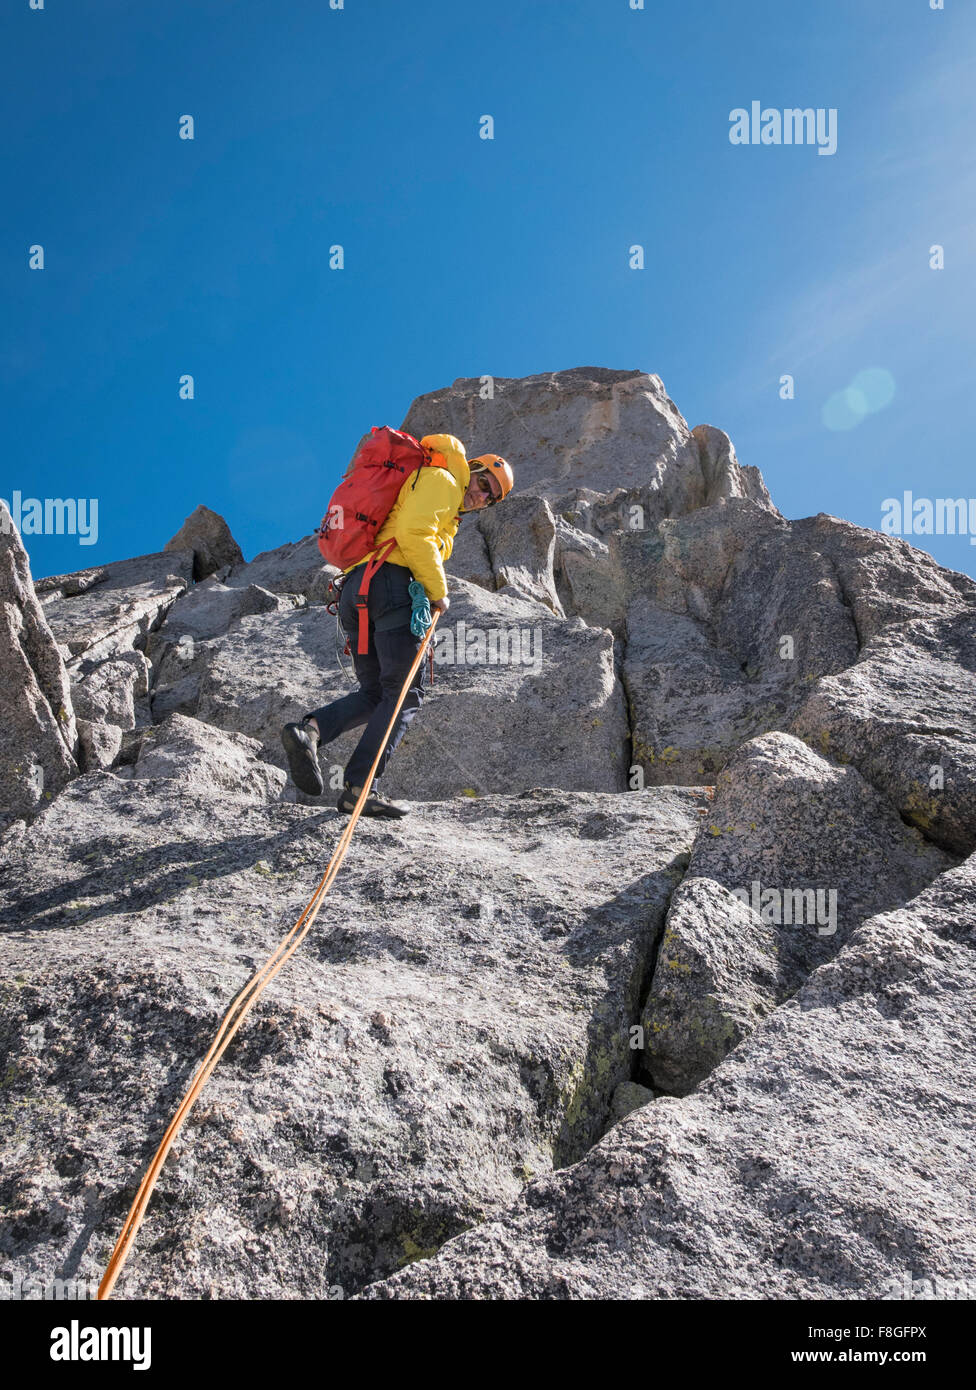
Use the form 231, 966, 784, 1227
463, 468, 501, 511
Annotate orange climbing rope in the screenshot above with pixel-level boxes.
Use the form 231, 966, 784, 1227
97, 612, 441, 1300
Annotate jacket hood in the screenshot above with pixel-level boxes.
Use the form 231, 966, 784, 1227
419, 433, 471, 506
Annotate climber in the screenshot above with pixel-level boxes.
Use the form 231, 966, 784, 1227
281, 435, 514, 817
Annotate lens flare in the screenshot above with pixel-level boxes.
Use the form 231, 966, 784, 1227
822, 368, 896, 431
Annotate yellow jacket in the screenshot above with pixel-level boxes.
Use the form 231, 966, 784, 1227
344, 433, 469, 602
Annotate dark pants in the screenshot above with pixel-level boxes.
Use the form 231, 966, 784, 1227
306, 562, 427, 788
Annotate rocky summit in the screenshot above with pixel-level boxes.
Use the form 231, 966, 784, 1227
1, 367, 974, 1300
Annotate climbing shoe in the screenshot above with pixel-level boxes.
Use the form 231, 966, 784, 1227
281, 719, 324, 796
336, 782, 409, 819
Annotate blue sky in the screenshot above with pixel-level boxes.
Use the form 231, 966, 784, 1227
3, 0, 973, 580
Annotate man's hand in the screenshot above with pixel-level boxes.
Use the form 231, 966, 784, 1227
430, 596, 450, 615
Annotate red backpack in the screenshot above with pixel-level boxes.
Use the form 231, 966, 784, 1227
317, 425, 431, 568
317, 426, 432, 655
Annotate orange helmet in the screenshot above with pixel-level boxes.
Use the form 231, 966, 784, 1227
469, 454, 514, 505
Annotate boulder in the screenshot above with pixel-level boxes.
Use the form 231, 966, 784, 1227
131, 713, 286, 803
72, 652, 151, 771
607, 1080, 655, 1127
617, 503, 867, 785
475, 495, 564, 615
613, 497, 788, 621
148, 635, 222, 723
793, 610, 976, 855
75, 719, 125, 774
692, 424, 777, 510
553, 519, 626, 633
640, 732, 953, 1095
149, 580, 289, 645
624, 598, 778, 784
32, 548, 196, 773
448, 497, 622, 629
165, 505, 244, 581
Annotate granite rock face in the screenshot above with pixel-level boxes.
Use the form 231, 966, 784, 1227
692, 424, 775, 511
32, 545, 196, 777
477, 495, 564, 616
640, 732, 953, 1095
223, 534, 335, 603
0, 504, 78, 830
403, 368, 774, 518
130, 713, 288, 803
3, 367, 975, 1302
145, 580, 295, 723
364, 850, 976, 1300
792, 610, 976, 856
0, 716, 702, 1297
72, 653, 151, 772
36, 547, 194, 671
192, 579, 630, 800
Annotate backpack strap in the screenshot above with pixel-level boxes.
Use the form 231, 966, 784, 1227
410, 443, 434, 490
355, 538, 397, 654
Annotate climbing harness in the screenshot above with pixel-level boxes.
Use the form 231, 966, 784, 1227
326, 569, 435, 685
325, 570, 433, 686
97, 611, 442, 1300
353, 539, 396, 655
